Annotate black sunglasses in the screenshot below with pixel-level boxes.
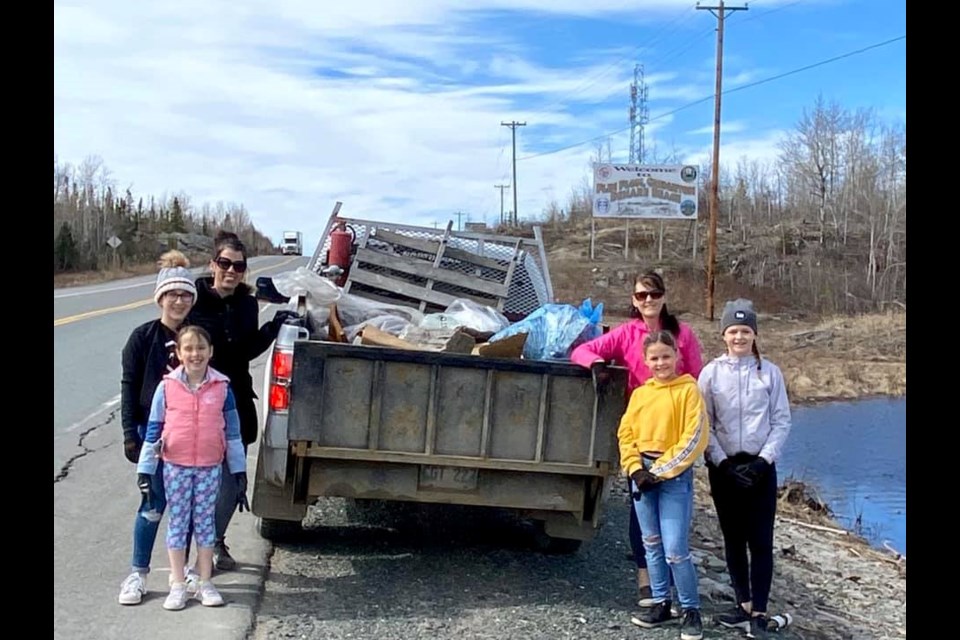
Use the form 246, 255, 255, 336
633, 290, 664, 302
213, 257, 248, 273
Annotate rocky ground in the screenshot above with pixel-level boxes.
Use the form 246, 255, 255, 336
252, 469, 906, 640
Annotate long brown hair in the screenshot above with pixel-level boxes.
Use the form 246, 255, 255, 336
631, 271, 680, 337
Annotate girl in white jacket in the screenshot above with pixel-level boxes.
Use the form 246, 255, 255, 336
697, 299, 792, 640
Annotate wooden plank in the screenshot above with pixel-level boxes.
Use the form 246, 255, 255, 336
496, 239, 523, 312
374, 228, 509, 272
420, 221, 452, 313
355, 248, 510, 298
349, 269, 497, 308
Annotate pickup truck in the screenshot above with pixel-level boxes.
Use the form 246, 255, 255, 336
251, 212, 627, 552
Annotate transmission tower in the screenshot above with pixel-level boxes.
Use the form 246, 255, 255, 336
628, 64, 649, 164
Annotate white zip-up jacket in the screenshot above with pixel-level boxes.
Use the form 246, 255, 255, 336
697, 354, 792, 465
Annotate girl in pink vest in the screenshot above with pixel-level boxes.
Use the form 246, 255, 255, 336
136, 325, 248, 611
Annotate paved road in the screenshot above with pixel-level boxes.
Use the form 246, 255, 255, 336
54, 255, 306, 640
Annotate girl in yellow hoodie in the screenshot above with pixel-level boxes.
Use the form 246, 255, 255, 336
617, 330, 709, 640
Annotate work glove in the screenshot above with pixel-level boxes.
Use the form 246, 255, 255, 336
740, 457, 771, 484
123, 437, 141, 464
235, 472, 250, 513
137, 473, 152, 496
271, 309, 301, 332
630, 468, 661, 499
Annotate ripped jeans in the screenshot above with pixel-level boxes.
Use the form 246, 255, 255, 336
633, 464, 700, 611
131, 459, 167, 574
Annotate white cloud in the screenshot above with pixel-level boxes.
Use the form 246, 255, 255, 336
54, 0, 796, 248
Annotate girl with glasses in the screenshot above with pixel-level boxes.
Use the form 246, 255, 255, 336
570, 271, 704, 612
117, 251, 197, 605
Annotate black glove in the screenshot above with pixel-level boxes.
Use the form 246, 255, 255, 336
591, 361, 611, 393
123, 438, 141, 464
137, 473, 152, 496
270, 309, 301, 332
741, 457, 771, 484
728, 463, 755, 489
630, 468, 661, 498
235, 472, 250, 513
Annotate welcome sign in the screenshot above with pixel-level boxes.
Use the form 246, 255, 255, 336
592, 163, 700, 220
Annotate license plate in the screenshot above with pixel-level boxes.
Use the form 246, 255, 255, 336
418, 465, 479, 491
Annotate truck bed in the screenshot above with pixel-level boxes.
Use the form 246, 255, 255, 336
288, 341, 627, 476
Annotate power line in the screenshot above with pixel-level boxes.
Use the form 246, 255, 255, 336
517, 34, 905, 162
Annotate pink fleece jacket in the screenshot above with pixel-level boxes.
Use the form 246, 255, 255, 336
570, 319, 704, 395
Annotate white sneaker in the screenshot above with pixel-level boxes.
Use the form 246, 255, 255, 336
184, 567, 201, 594
163, 582, 189, 611
118, 572, 147, 605
196, 580, 225, 607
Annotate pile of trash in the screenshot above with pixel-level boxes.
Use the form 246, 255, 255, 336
271, 267, 603, 361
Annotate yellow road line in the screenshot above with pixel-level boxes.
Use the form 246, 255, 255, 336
53, 257, 301, 327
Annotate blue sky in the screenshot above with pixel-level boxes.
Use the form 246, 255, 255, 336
53, 0, 906, 248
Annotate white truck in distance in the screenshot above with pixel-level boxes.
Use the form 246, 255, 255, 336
281, 231, 303, 256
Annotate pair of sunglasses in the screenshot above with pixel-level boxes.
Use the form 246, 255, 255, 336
213, 257, 248, 273
633, 290, 664, 302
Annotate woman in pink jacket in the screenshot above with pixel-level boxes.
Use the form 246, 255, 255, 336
571, 271, 704, 608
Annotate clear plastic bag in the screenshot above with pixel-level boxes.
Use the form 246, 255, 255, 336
442, 298, 511, 333
270, 267, 342, 333
337, 294, 425, 341
487, 300, 603, 361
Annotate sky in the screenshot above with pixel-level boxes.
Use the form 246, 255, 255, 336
54, 0, 907, 249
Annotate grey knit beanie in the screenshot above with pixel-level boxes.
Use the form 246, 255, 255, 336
155, 266, 196, 304
720, 298, 758, 334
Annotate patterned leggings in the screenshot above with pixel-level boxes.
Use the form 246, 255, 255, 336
163, 462, 222, 550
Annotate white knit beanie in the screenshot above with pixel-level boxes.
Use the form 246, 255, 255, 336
154, 265, 197, 304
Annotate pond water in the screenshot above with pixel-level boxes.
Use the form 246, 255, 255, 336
776, 397, 906, 554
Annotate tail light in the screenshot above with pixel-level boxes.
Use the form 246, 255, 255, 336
268, 347, 294, 412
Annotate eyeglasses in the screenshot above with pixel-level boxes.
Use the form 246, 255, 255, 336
213, 257, 248, 273
633, 290, 664, 302
166, 292, 195, 303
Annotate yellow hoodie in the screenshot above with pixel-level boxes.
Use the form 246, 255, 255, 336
617, 373, 709, 480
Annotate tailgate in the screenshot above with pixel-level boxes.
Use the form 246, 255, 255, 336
287, 342, 627, 476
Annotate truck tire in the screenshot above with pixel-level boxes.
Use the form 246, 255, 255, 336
257, 516, 303, 542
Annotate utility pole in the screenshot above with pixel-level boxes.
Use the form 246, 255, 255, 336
455, 210, 464, 231
494, 184, 509, 226
501, 121, 526, 226
697, 0, 747, 320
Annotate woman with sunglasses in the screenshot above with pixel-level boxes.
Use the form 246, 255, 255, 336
571, 271, 704, 611
186, 230, 298, 571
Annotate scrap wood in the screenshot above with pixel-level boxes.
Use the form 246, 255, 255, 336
778, 516, 849, 536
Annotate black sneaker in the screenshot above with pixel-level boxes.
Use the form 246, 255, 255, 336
680, 608, 704, 640
632, 600, 673, 627
213, 540, 236, 571
747, 615, 770, 639
715, 605, 752, 631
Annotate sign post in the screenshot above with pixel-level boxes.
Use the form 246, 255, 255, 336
107, 235, 122, 269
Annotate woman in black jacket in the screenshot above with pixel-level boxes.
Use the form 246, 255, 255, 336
186, 230, 296, 570
117, 250, 198, 605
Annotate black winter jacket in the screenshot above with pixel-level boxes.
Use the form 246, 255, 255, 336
186, 277, 279, 444
120, 319, 179, 444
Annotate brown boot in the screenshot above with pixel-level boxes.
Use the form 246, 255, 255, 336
637, 568, 656, 607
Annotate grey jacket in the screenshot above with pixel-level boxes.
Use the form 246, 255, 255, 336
697, 354, 792, 465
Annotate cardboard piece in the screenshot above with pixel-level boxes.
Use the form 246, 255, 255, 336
471, 332, 528, 358
360, 325, 476, 354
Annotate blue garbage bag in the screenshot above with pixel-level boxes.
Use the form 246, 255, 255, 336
488, 299, 604, 361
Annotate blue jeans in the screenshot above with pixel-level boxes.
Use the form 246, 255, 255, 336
131, 459, 167, 574
633, 465, 700, 611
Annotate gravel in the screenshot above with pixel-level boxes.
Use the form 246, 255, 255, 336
252, 477, 780, 640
